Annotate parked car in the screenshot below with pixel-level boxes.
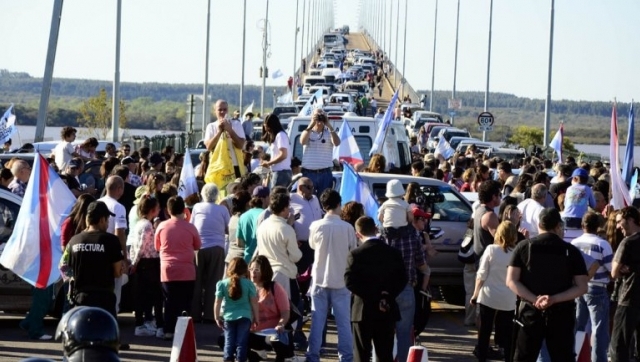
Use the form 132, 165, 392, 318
331, 172, 471, 304
448, 136, 476, 151
0, 188, 66, 316
271, 105, 299, 117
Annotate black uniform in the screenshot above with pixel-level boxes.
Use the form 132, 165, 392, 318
509, 232, 587, 361
67, 230, 123, 317
610, 232, 640, 362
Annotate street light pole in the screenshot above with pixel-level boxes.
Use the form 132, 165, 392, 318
260, 0, 270, 115
293, 0, 300, 92
394, 0, 400, 89
111, 0, 122, 142
401, 0, 408, 99
203, 0, 211, 131
451, 0, 460, 124
483, 0, 494, 142
429, 0, 438, 111
543, 0, 555, 146
240, 0, 247, 111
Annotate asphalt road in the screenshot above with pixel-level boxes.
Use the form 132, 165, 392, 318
0, 298, 478, 362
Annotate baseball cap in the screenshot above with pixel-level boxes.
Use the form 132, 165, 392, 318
121, 156, 135, 165
68, 159, 81, 169
571, 168, 588, 178
412, 207, 432, 220
87, 201, 115, 220
252, 186, 270, 198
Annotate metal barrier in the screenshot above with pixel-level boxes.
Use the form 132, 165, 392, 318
123, 133, 191, 153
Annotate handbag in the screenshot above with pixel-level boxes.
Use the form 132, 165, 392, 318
457, 228, 476, 264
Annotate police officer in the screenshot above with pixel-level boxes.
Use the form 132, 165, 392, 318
506, 207, 588, 361
55, 306, 120, 362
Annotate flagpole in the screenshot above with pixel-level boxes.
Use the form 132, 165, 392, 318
240, 0, 247, 111
35, 0, 64, 143
543, 0, 555, 146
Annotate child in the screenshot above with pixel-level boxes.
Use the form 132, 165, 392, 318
215, 257, 259, 362
378, 179, 414, 234
563, 168, 595, 228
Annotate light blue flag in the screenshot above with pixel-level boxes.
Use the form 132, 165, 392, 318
271, 69, 284, 79
623, 103, 635, 184
630, 169, 638, 200
369, 89, 399, 156
340, 162, 379, 222
178, 148, 199, 199
548, 123, 563, 163
434, 135, 454, 160
0, 104, 17, 144
298, 88, 324, 116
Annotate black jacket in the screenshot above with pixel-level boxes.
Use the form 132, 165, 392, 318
345, 238, 408, 322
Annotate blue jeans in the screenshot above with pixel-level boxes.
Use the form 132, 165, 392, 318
537, 340, 551, 362
224, 317, 251, 362
301, 168, 333, 197
271, 169, 292, 189
306, 286, 353, 362
395, 284, 416, 362
576, 285, 610, 362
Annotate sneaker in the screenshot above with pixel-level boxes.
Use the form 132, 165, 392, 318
134, 325, 156, 337
144, 321, 157, 332
284, 356, 301, 362
252, 350, 268, 359
37, 334, 53, 340
155, 327, 165, 339
163, 332, 174, 341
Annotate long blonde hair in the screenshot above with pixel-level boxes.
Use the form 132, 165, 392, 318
494, 221, 517, 252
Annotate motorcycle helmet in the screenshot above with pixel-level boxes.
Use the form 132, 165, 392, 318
55, 306, 119, 355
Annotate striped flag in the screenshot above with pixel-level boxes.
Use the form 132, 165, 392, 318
333, 118, 363, 166
549, 123, 564, 163
610, 102, 632, 209
0, 153, 76, 287
298, 88, 324, 116
370, 89, 399, 156
623, 103, 635, 184
178, 148, 199, 200
340, 162, 379, 222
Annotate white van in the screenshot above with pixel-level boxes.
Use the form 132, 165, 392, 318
343, 81, 370, 97
287, 113, 412, 170
321, 68, 342, 84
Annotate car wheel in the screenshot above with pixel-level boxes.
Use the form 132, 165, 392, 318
438, 285, 466, 306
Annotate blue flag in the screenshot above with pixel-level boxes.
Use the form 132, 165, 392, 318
369, 89, 399, 156
340, 162, 379, 222
623, 103, 635, 185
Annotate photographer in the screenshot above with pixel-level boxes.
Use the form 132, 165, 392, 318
299, 109, 340, 197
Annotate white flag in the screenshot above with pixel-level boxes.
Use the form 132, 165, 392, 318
277, 92, 293, 105
244, 101, 254, 116
271, 69, 283, 79
178, 149, 199, 200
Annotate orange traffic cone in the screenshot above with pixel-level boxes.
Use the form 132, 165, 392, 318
170, 316, 198, 362
407, 346, 429, 362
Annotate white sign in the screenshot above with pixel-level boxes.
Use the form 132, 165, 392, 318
478, 125, 493, 132
448, 98, 462, 109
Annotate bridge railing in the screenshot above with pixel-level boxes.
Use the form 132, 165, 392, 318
361, 30, 421, 104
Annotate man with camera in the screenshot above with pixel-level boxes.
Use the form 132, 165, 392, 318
299, 109, 340, 197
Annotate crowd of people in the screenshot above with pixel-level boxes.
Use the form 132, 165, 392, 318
5, 89, 640, 362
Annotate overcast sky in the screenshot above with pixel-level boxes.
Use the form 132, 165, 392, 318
3, 0, 639, 102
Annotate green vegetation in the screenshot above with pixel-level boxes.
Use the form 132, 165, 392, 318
0, 70, 631, 145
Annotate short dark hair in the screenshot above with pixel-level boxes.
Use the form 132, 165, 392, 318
167, 196, 185, 216
320, 189, 341, 211
497, 161, 512, 174
241, 173, 262, 191
271, 186, 289, 195
478, 180, 501, 204
582, 212, 600, 234
61, 126, 77, 139
355, 216, 377, 237
411, 161, 424, 172
619, 206, 640, 227
112, 165, 129, 180
538, 207, 563, 231
269, 193, 290, 214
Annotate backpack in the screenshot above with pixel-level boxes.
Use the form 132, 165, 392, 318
458, 228, 475, 264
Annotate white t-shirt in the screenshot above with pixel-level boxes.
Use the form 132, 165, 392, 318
204, 119, 246, 166
517, 198, 545, 238
269, 131, 291, 172
54, 141, 75, 170
99, 195, 128, 234
378, 197, 410, 228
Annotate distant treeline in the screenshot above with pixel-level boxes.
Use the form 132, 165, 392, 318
0, 69, 631, 136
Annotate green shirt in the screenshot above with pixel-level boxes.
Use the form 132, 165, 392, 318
360, 97, 369, 108
215, 277, 257, 321
236, 207, 263, 263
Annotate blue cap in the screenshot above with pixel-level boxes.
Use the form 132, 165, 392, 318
571, 168, 588, 178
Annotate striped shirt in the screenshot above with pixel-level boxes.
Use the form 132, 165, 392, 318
571, 233, 613, 285
301, 129, 334, 170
